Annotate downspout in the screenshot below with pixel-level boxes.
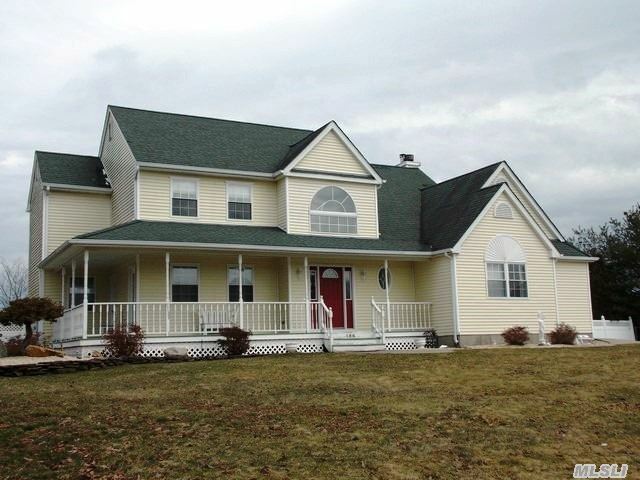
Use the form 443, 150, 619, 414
445, 252, 460, 346
552, 257, 560, 327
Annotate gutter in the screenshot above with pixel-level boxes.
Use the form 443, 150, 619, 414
39, 238, 454, 268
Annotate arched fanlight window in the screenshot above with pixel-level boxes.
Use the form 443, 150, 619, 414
321, 268, 339, 279
310, 186, 357, 234
485, 235, 528, 298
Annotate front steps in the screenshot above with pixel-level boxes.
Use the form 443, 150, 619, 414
327, 331, 386, 352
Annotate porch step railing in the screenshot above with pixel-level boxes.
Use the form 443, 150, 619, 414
370, 297, 385, 344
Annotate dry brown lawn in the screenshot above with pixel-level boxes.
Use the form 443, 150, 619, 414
0, 345, 639, 479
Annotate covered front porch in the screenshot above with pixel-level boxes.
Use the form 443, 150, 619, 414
44, 247, 437, 355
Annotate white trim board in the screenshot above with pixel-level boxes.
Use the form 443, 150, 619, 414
482, 162, 564, 240
281, 121, 383, 185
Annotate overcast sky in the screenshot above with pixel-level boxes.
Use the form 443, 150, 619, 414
1, 0, 639, 261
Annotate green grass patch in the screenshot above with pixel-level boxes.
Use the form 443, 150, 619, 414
1, 346, 639, 479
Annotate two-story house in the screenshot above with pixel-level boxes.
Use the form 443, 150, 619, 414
27, 106, 596, 357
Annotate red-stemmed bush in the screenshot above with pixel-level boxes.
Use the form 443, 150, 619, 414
549, 323, 577, 345
217, 327, 251, 356
103, 325, 145, 358
501, 326, 529, 346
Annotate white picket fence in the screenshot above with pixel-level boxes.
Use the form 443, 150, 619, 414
592, 316, 635, 341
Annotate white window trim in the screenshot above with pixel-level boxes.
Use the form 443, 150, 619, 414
308, 185, 359, 236
226, 181, 253, 222
485, 261, 529, 299
170, 176, 200, 219
170, 264, 200, 302
226, 264, 255, 301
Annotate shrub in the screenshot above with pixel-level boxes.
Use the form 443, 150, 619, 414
501, 326, 529, 346
217, 327, 251, 356
0, 297, 63, 353
3, 333, 41, 356
103, 325, 145, 358
549, 323, 577, 345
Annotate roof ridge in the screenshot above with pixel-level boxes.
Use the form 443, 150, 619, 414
35, 150, 99, 159
108, 105, 314, 134
419, 161, 503, 191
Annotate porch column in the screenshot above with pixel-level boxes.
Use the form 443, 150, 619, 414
304, 256, 310, 332
82, 250, 89, 339
238, 254, 244, 330
384, 259, 391, 332
135, 254, 140, 302
60, 267, 65, 309
71, 259, 76, 308
165, 252, 170, 336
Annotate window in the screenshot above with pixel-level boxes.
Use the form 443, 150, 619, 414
227, 183, 252, 220
309, 268, 318, 301
378, 268, 391, 291
171, 178, 198, 217
485, 235, 528, 298
68, 277, 95, 306
310, 186, 357, 234
344, 269, 352, 300
171, 266, 199, 302
228, 266, 254, 302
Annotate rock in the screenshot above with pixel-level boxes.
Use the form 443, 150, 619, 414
163, 346, 189, 360
90, 350, 104, 358
25, 345, 64, 357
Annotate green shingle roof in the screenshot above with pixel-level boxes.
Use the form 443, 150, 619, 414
420, 163, 502, 250
109, 106, 314, 173
551, 240, 589, 257
36, 151, 110, 189
76, 220, 429, 252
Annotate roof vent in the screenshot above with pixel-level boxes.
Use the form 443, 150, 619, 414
397, 153, 421, 168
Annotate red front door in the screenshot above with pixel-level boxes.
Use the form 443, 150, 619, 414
319, 267, 345, 329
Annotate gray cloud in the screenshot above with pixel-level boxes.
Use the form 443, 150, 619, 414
1, 0, 639, 260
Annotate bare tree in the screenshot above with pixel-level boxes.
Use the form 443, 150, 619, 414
0, 257, 28, 308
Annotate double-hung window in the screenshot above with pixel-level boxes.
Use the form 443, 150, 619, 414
486, 262, 528, 298
228, 266, 254, 302
171, 266, 199, 302
171, 178, 198, 217
227, 183, 252, 220
485, 235, 528, 298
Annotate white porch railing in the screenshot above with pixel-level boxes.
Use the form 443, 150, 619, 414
318, 296, 334, 352
381, 302, 432, 331
52, 301, 328, 341
52, 305, 85, 341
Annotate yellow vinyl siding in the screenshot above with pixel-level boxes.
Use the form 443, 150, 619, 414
276, 178, 287, 230
556, 261, 593, 332
287, 177, 378, 237
28, 171, 43, 296
414, 256, 453, 335
488, 173, 557, 239
138, 253, 279, 303
295, 130, 369, 176
46, 191, 112, 254
456, 192, 558, 335
138, 171, 278, 226
100, 111, 137, 225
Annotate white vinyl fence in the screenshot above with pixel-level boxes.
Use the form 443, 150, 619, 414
0, 324, 25, 340
592, 316, 635, 341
